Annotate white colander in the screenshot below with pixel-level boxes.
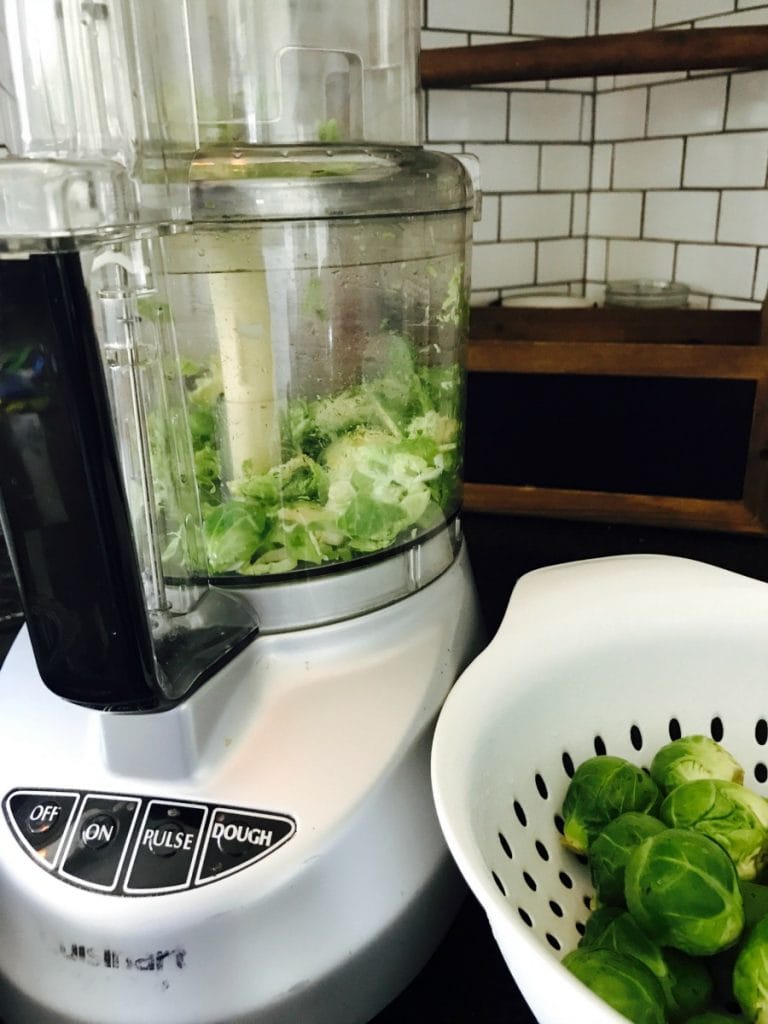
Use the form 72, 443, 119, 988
431, 553, 768, 1024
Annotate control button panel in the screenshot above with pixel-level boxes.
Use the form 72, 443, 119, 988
2, 789, 296, 897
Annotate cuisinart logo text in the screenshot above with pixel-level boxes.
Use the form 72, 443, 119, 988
59, 942, 187, 972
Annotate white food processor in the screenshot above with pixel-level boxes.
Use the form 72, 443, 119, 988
0, 2, 483, 1022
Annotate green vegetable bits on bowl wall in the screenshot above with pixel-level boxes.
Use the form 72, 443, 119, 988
557, 736, 768, 1024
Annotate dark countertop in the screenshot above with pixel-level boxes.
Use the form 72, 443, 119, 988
4, 512, 768, 1023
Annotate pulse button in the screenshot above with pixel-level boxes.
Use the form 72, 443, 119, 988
124, 801, 206, 894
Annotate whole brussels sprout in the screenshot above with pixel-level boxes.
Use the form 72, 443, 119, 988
650, 736, 744, 793
590, 812, 666, 907
563, 947, 667, 1024
624, 828, 744, 956
579, 908, 712, 1021
562, 755, 661, 854
733, 913, 768, 1024
660, 780, 768, 881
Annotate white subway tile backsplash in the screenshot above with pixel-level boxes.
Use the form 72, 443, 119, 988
573, 192, 588, 235
580, 94, 594, 142
473, 194, 500, 243
754, 248, 768, 299
620, 71, 688, 88
508, 91, 584, 141
644, 190, 719, 242
718, 191, 768, 244
427, 89, 508, 141
647, 76, 727, 136
594, 87, 648, 141
676, 243, 757, 298
472, 241, 537, 289
500, 193, 572, 239
606, 239, 676, 280
655, 0, 734, 26
726, 71, 768, 131
710, 297, 761, 309
588, 191, 643, 236
421, 30, 469, 47
426, 0, 510, 33
591, 143, 613, 189
701, 7, 768, 23
419, 4, 768, 307
613, 138, 684, 189
586, 238, 608, 280
469, 143, 540, 192
540, 144, 592, 189
598, 0, 654, 34
512, 0, 589, 36
537, 238, 586, 283
554, 77, 597, 93
684, 132, 768, 186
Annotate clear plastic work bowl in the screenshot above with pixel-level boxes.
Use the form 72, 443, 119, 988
431, 553, 768, 1024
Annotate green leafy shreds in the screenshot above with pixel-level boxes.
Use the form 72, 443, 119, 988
185, 334, 462, 575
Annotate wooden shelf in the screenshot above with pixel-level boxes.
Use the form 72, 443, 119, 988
464, 306, 768, 535
420, 25, 768, 87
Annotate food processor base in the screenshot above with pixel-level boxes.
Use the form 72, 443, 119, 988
0, 543, 483, 1024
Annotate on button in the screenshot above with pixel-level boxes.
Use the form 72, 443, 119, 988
81, 814, 118, 850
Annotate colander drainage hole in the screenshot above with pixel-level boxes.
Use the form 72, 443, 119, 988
558, 870, 574, 889
535, 772, 549, 799
593, 735, 607, 755
755, 763, 768, 784
492, 871, 506, 896
549, 900, 564, 918
513, 800, 527, 827
523, 871, 537, 892
545, 933, 562, 951
535, 840, 549, 862
518, 908, 533, 928
575, 921, 586, 937
498, 832, 513, 859
668, 717, 682, 740
554, 814, 565, 836
630, 724, 643, 751
562, 751, 575, 778
756, 719, 768, 746
710, 716, 724, 742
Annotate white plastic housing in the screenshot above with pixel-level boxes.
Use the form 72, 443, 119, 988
0, 547, 482, 1024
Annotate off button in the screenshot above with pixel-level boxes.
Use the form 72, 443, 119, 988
5, 790, 79, 868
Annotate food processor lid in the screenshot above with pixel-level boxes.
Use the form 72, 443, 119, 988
188, 145, 474, 221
